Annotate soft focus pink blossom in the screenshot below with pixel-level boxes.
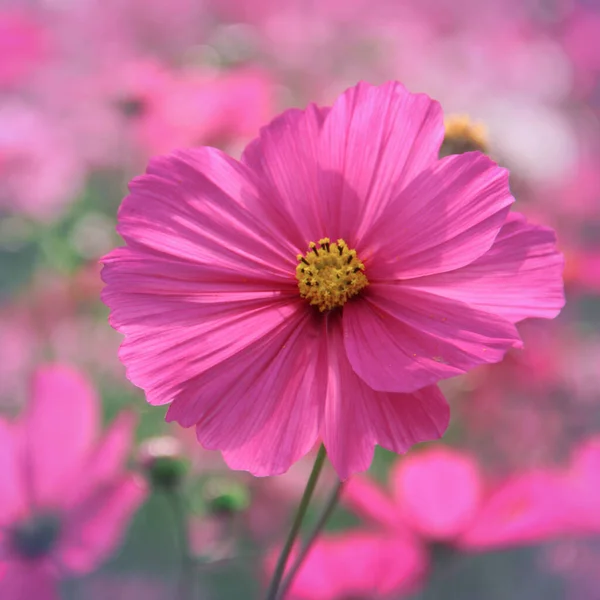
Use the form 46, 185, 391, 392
0, 268, 125, 410
459, 437, 600, 549
0, 365, 147, 600
392, 448, 482, 540
0, 103, 85, 221
564, 437, 600, 533
457, 319, 600, 472
53, 60, 276, 171
345, 446, 584, 552
344, 447, 482, 543
129, 65, 275, 158
102, 80, 564, 479
0, 10, 49, 89
457, 470, 571, 550
561, 8, 600, 94
266, 531, 427, 600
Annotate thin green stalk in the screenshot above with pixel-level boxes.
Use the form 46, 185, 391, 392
265, 445, 328, 600
166, 489, 194, 600
277, 480, 345, 600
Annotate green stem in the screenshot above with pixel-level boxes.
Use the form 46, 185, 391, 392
277, 480, 345, 600
265, 445, 328, 600
165, 489, 194, 600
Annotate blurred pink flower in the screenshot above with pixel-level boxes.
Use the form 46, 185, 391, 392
457, 319, 600, 472
57, 60, 276, 170
457, 469, 571, 550
0, 103, 85, 222
564, 437, 600, 533
266, 531, 427, 600
460, 436, 600, 549
48, 0, 207, 65
102, 80, 564, 479
345, 446, 578, 552
344, 447, 482, 543
0, 10, 49, 89
0, 268, 125, 410
129, 64, 275, 158
0, 365, 147, 599
561, 8, 600, 94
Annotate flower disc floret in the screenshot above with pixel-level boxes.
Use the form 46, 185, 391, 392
296, 238, 368, 312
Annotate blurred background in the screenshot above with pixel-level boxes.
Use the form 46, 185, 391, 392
1, 0, 600, 598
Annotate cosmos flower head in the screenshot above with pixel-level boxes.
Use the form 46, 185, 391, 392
102, 80, 564, 480
0, 365, 147, 599
439, 114, 489, 158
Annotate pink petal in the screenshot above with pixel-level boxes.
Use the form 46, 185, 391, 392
391, 447, 482, 541
342, 475, 403, 531
285, 531, 427, 600
101, 148, 308, 406
23, 365, 99, 507
318, 81, 443, 243
0, 419, 25, 524
66, 411, 137, 508
564, 437, 600, 532
457, 471, 571, 550
344, 284, 521, 394
241, 104, 330, 248
103, 255, 302, 405
58, 475, 148, 574
404, 212, 565, 323
0, 562, 59, 600
114, 147, 295, 280
242, 81, 442, 248
322, 315, 449, 480
165, 307, 323, 476
362, 152, 514, 280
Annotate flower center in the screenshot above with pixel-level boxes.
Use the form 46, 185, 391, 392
440, 114, 488, 158
9, 513, 61, 560
295, 238, 368, 312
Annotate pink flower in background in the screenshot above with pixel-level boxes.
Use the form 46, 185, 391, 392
345, 446, 579, 552
102, 80, 564, 479
0, 10, 49, 89
0, 268, 125, 411
0, 365, 147, 600
266, 531, 427, 600
61, 60, 276, 170
457, 469, 571, 550
561, 7, 600, 95
130, 65, 275, 158
564, 437, 600, 534
0, 103, 85, 222
344, 447, 482, 543
457, 319, 600, 473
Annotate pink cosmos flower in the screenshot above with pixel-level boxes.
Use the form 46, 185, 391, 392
0, 102, 85, 222
344, 446, 576, 551
102, 81, 564, 479
344, 447, 482, 544
0, 365, 147, 600
0, 268, 124, 410
0, 10, 48, 89
457, 469, 572, 550
265, 531, 427, 600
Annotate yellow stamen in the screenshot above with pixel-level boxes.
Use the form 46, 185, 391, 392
441, 114, 489, 157
295, 238, 368, 312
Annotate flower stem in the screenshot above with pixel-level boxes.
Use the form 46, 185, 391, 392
277, 479, 345, 600
265, 444, 328, 600
165, 488, 194, 600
